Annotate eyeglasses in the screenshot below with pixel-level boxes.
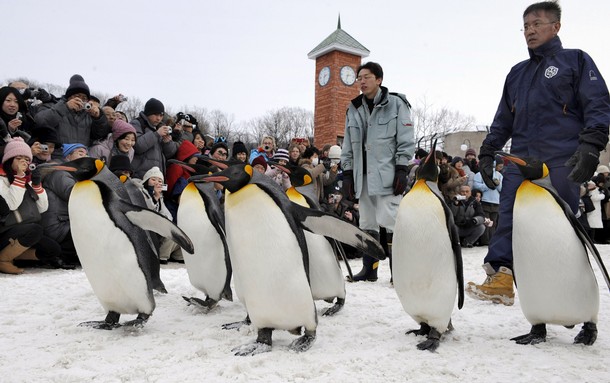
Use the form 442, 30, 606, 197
216, 151, 228, 157
356, 74, 375, 82
521, 21, 557, 32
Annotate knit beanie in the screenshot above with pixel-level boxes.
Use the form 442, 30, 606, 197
65, 80, 90, 99
142, 166, 164, 182
451, 156, 463, 167
108, 154, 132, 175
144, 98, 165, 116
232, 141, 248, 157
465, 148, 477, 157
176, 140, 200, 162
274, 148, 289, 162
251, 155, 267, 171
63, 143, 88, 158
112, 120, 137, 141
2, 137, 32, 163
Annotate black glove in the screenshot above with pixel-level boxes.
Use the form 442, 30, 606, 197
37, 88, 52, 103
393, 165, 409, 196
566, 143, 599, 183
342, 169, 355, 201
30, 167, 42, 186
478, 144, 497, 190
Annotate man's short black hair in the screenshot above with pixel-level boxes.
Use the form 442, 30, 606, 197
523, 1, 561, 22
357, 62, 383, 80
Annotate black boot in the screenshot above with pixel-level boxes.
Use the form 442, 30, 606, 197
380, 228, 393, 283
349, 230, 380, 282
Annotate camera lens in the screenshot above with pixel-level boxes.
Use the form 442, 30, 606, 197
84, 102, 92, 110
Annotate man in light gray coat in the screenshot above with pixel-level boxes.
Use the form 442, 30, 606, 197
341, 62, 415, 282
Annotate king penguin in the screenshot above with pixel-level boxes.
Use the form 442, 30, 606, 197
199, 163, 384, 355
497, 152, 610, 345
54, 158, 194, 330
173, 160, 233, 311
392, 141, 464, 351
279, 162, 346, 316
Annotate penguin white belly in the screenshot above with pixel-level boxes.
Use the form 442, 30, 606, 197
225, 185, 316, 331
513, 183, 599, 326
69, 181, 153, 315
393, 186, 456, 332
178, 185, 227, 300
306, 232, 345, 301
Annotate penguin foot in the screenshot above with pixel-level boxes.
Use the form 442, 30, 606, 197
222, 316, 251, 331
322, 298, 345, 316
416, 328, 441, 352
233, 328, 272, 356
232, 342, 272, 356
289, 330, 316, 353
288, 327, 302, 336
182, 296, 219, 311
153, 282, 168, 294
574, 322, 597, 346
123, 313, 150, 330
406, 322, 431, 336
511, 324, 547, 345
78, 311, 121, 330
78, 320, 122, 330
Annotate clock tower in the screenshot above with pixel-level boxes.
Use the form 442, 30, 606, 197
308, 17, 369, 147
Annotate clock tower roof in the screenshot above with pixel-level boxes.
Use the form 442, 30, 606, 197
307, 16, 369, 60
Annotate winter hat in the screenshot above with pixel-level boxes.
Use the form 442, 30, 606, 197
176, 140, 200, 162
210, 141, 229, 156
142, 166, 164, 182
65, 79, 90, 99
251, 155, 267, 171
112, 120, 137, 141
28, 126, 60, 146
144, 98, 165, 116
328, 145, 341, 160
2, 137, 32, 163
451, 156, 463, 167
108, 155, 132, 175
274, 148, 289, 162
596, 165, 610, 174
465, 148, 477, 157
69, 74, 85, 84
62, 143, 88, 158
232, 141, 248, 157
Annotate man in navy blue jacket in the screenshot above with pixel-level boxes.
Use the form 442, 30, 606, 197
467, 1, 610, 306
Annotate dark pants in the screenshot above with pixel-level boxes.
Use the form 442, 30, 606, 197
479, 202, 499, 245
0, 223, 61, 261
484, 164, 579, 271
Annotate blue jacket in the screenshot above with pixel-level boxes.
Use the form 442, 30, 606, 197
483, 37, 610, 167
473, 170, 502, 205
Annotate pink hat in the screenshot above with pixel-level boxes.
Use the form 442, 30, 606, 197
112, 120, 137, 141
2, 137, 32, 163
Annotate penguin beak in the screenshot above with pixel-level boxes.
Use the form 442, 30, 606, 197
167, 159, 197, 174
268, 161, 290, 174
496, 151, 526, 166
199, 174, 230, 183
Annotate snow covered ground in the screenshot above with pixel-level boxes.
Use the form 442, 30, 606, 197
1, 245, 609, 383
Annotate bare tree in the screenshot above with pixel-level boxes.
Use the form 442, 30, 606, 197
246, 107, 313, 148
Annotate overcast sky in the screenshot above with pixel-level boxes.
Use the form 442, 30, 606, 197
3, 0, 609, 126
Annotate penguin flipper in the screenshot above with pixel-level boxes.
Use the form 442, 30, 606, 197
432, 186, 465, 309
551, 191, 610, 292
119, 201, 195, 254
290, 202, 386, 260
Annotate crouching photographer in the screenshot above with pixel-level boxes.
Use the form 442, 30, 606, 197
449, 185, 486, 248
322, 191, 360, 258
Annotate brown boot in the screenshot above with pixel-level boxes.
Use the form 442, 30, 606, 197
466, 263, 515, 306
0, 239, 30, 275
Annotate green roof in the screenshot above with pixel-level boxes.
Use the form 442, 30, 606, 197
308, 20, 369, 59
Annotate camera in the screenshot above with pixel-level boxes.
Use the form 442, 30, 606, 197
22, 88, 40, 100
16, 112, 22, 120
166, 127, 172, 134
263, 145, 271, 151
161, 184, 168, 191
454, 195, 467, 201
40, 144, 49, 152
83, 102, 92, 110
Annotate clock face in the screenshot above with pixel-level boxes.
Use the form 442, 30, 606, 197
318, 66, 330, 86
340, 66, 356, 86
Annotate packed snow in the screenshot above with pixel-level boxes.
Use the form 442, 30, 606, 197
1, 245, 609, 382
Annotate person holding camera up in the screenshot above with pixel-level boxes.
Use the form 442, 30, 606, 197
34, 75, 108, 160
449, 185, 486, 248
130, 98, 177, 179
0, 86, 35, 147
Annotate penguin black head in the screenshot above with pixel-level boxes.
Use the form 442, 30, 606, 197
416, 139, 439, 183
43, 157, 104, 181
496, 151, 548, 180
198, 163, 253, 193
